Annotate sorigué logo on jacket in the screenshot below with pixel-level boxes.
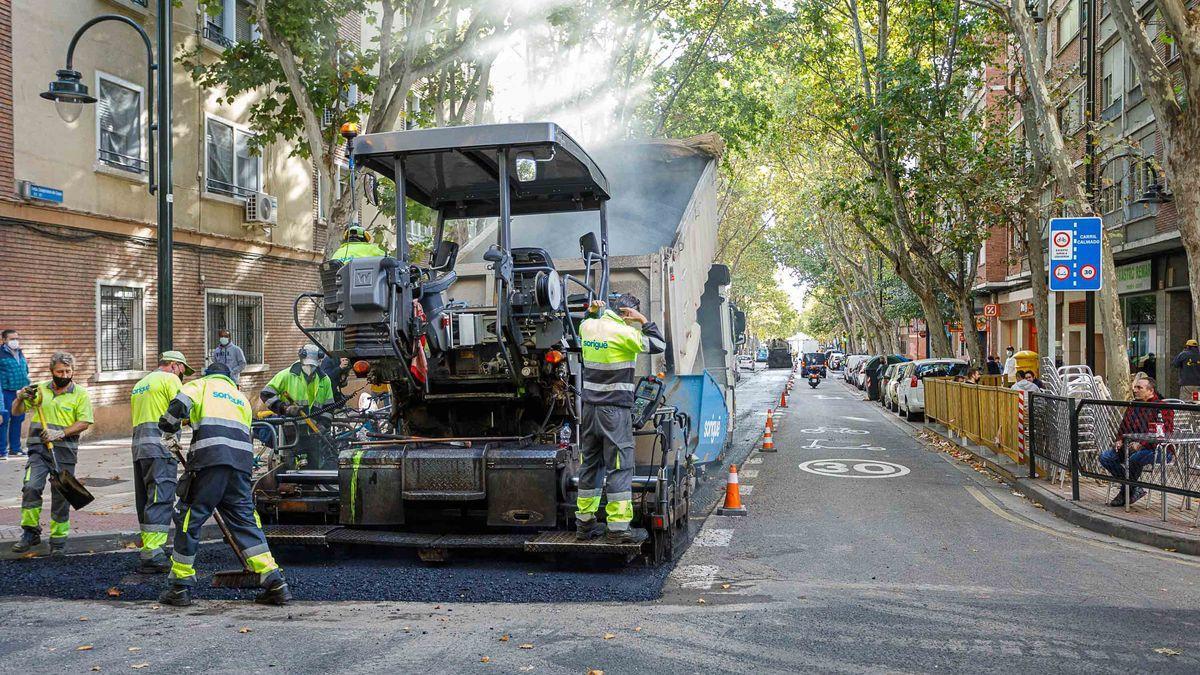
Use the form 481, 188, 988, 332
212, 391, 246, 406
582, 339, 610, 350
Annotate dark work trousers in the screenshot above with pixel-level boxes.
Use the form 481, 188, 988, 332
576, 403, 635, 531
133, 456, 178, 561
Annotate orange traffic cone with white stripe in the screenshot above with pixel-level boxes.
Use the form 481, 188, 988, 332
779, 389, 788, 408
765, 408, 774, 432
761, 424, 776, 452
716, 464, 748, 516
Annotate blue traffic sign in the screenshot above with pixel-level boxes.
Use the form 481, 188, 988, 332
1048, 217, 1102, 291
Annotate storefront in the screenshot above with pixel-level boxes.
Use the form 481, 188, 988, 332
1115, 254, 1195, 394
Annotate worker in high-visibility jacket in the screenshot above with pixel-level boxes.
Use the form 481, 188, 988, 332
259, 344, 336, 468
129, 351, 193, 573
329, 225, 386, 263
575, 294, 666, 543
157, 362, 290, 606
10, 351, 93, 555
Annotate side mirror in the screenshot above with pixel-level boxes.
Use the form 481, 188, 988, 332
515, 151, 537, 182
431, 239, 459, 271
579, 232, 601, 259
483, 244, 504, 263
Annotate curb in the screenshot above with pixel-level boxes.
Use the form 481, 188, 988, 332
915, 419, 1200, 556
0, 523, 223, 561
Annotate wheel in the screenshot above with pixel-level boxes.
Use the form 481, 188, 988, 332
907, 407, 923, 422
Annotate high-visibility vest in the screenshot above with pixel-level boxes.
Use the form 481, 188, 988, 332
131, 370, 183, 460
329, 241, 387, 263
26, 380, 93, 463
261, 362, 334, 413
579, 310, 650, 408
175, 374, 253, 472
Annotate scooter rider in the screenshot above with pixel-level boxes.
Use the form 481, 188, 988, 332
576, 293, 666, 543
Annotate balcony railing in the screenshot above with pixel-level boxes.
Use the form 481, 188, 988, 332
203, 21, 233, 49
98, 149, 148, 175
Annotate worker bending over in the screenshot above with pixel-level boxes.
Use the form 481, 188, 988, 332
158, 362, 290, 606
576, 294, 666, 543
260, 344, 337, 468
329, 225, 386, 263
11, 352, 93, 555
129, 351, 193, 572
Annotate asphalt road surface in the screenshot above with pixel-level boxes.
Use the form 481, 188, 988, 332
3, 367, 1200, 673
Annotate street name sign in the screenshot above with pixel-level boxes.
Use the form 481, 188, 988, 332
1048, 217, 1102, 292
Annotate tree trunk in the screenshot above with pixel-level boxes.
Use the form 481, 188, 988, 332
957, 292, 984, 368
1026, 205, 1051, 357
915, 289, 951, 357
1167, 150, 1200, 342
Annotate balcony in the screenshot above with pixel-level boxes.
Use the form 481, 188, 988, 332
203, 21, 233, 49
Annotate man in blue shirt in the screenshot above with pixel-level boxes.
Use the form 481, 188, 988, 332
0, 329, 30, 459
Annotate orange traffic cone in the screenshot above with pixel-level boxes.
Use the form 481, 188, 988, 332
761, 425, 776, 452
765, 408, 774, 432
779, 389, 788, 408
716, 464, 748, 516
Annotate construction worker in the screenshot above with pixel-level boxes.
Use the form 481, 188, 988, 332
157, 362, 290, 606
129, 351, 194, 573
10, 352, 93, 555
329, 225, 386, 263
1172, 339, 1200, 401
260, 344, 336, 468
576, 294, 666, 543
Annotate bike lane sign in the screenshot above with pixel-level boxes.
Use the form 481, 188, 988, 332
1048, 217, 1102, 292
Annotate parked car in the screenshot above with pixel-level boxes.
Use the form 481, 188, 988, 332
827, 351, 845, 371
737, 354, 755, 370
852, 358, 870, 389
881, 363, 904, 410
863, 354, 910, 401
890, 363, 915, 413
897, 358, 970, 421
844, 355, 868, 385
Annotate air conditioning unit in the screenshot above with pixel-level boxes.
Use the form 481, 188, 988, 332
244, 192, 278, 225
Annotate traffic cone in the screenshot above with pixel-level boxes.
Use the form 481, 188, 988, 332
765, 408, 774, 432
779, 389, 788, 408
716, 464, 748, 516
761, 425, 776, 452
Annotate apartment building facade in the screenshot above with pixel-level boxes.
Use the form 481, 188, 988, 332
973, 0, 1193, 392
0, 0, 363, 436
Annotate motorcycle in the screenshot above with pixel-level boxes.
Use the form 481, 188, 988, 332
807, 368, 820, 389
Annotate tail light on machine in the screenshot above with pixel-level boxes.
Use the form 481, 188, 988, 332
353, 360, 371, 377
910, 376, 918, 387
544, 350, 565, 364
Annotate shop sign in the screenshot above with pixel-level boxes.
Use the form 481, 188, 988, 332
1116, 260, 1152, 294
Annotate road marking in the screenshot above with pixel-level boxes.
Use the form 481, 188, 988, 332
800, 439, 887, 452
813, 395, 844, 400
740, 469, 759, 478
693, 528, 734, 547
747, 457, 763, 465
796, 426, 869, 435
845, 416, 871, 422
798, 459, 911, 478
672, 564, 720, 589
963, 485, 1200, 569
740, 485, 754, 494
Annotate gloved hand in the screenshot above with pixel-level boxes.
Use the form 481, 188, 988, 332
40, 428, 66, 442
161, 433, 183, 455
284, 404, 303, 417
19, 385, 38, 401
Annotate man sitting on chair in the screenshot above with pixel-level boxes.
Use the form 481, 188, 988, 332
1099, 375, 1174, 507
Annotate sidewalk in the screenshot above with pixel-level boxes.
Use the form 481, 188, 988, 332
0, 436, 145, 541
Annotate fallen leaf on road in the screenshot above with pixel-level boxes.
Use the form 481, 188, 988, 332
91, 667, 100, 672
696, 598, 706, 605
107, 587, 123, 597
721, 583, 731, 589
1154, 647, 1181, 656
480, 656, 490, 663
131, 663, 150, 669
238, 627, 252, 634
499, 635, 509, 642
77, 645, 94, 651
79, 617, 89, 621
633, 627, 642, 632
587, 670, 604, 675
128, 647, 141, 652
603, 633, 615, 640
518, 644, 533, 650
519, 667, 534, 672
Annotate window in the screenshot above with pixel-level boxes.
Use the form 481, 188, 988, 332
1057, 86, 1084, 135
205, 0, 257, 48
205, 291, 264, 364
1150, 11, 1180, 62
206, 117, 260, 198
1129, 157, 1154, 203
1099, 159, 1122, 214
96, 74, 145, 174
1056, 0, 1079, 51
97, 283, 144, 372
1101, 44, 1123, 110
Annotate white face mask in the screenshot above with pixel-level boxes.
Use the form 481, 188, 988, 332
302, 364, 316, 376
219, 337, 230, 346
6, 339, 17, 350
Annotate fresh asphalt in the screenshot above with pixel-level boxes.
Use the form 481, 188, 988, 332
2, 367, 1199, 673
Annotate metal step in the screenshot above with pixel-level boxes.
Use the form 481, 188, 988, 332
264, 525, 650, 556
524, 528, 649, 554
263, 524, 341, 544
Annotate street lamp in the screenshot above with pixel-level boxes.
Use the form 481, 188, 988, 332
41, 8, 174, 352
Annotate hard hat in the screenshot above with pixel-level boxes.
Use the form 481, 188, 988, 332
299, 344, 322, 367
160, 350, 195, 376
347, 225, 369, 242
1188, 339, 1199, 348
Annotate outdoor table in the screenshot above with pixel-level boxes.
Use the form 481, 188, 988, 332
1120, 433, 1200, 522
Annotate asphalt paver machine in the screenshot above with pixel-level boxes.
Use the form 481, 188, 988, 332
258, 123, 692, 564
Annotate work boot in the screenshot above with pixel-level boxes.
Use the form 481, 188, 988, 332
605, 529, 635, 545
48, 540, 66, 557
158, 585, 193, 607
575, 520, 602, 541
1129, 488, 1147, 505
1108, 491, 1127, 507
137, 555, 170, 574
11, 528, 41, 553
255, 580, 292, 606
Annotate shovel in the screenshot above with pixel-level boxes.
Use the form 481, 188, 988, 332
166, 439, 262, 589
34, 405, 94, 510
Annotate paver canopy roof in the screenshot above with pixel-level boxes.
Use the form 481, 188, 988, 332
352, 122, 610, 218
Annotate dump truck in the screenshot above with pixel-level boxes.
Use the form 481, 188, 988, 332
257, 123, 741, 565
766, 339, 793, 369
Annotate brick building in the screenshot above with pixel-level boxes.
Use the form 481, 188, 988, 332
972, 0, 1193, 390
0, 0, 366, 436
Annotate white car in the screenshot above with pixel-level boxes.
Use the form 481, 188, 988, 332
844, 355, 868, 384
897, 358, 970, 421
881, 363, 904, 410
736, 354, 755, 370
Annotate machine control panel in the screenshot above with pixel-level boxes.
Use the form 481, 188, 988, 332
632, 376, 664, 429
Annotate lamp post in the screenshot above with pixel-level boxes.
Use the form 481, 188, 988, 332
42, 6, 173, 352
